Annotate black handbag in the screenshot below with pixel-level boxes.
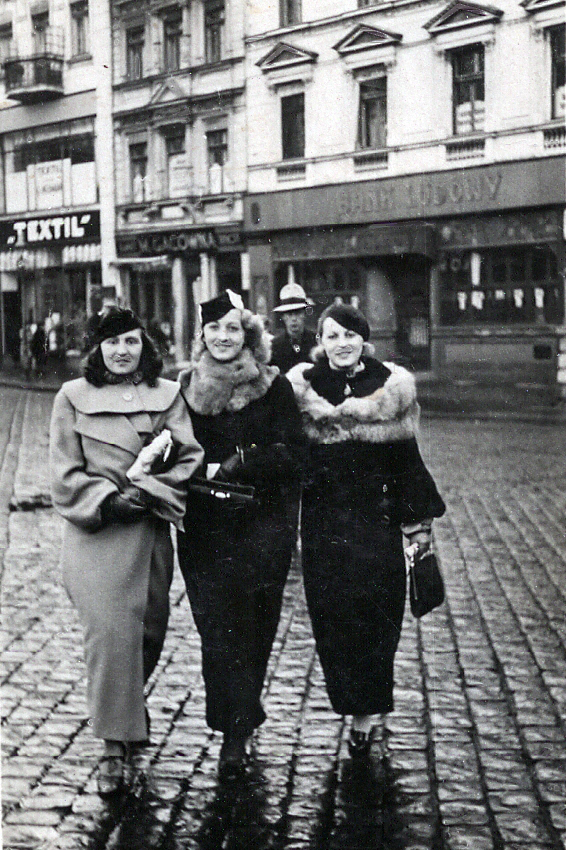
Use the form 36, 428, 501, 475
407, 545, 445, 618
187, 476, 257, 506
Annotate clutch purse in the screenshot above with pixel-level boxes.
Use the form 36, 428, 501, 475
406, 543, 445, 618
187, 476, 257, 505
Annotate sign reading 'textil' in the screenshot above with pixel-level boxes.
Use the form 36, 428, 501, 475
0, 211, 101, 247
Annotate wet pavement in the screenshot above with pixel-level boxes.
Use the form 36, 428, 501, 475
1, 387, 566, 850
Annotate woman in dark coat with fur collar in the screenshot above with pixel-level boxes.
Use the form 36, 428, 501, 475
177, 291, 304, 779
287, 303, 445, 757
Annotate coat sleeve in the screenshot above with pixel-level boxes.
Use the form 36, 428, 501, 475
391, 437, 446, 525
233, 376, 306, 488
49, 388, 118, 530
127, 391, 204, 527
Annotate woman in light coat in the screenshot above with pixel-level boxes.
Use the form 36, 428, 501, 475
287, 303, 445, 757
50, 307, 203, 795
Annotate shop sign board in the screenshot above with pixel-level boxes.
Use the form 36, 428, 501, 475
271, 222, 436, 261
34, 161, 64, 209
0, 211, 101, 248
117, 228, 217, 256
245, 158, 566, 231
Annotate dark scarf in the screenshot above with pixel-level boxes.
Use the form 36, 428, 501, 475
304, 357, 391, 406
103, 370, 144, 385
183, 348, 279, 416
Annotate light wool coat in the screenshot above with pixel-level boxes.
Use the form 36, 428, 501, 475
50, 377, 203, 741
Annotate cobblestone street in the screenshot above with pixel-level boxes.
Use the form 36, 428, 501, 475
1, 386, 565, 850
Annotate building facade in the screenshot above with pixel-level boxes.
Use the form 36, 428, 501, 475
243, 0, 566, 392
0, 0, 116, 365
111, 0, 248, 360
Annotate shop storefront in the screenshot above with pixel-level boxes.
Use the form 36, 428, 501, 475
245, 158, 566, 385
0, 210, 101, 364
116, 224, 245, 361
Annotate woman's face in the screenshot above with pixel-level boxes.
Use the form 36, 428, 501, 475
320, 316, 364, 371
100, 328, 143, 375
203, 308, 245, 362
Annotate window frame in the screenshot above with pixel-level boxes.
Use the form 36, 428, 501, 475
357, 76, 387, 150
206, 128, 228, 167
162, 8, 182, 72
70, 0, 89, 57
0, 23, 13, 75
204, 0, 224, 64
550, 25, 565, 120
280, 0, 301, 27
129, 141, 148, 202
32, 11, 49, 54
451, 43, 485, 135
281, 92, 305, 160
126, 24, 145, 81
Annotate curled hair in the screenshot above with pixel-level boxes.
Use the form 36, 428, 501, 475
191, 309, 272, 365
83, 331, 163, 387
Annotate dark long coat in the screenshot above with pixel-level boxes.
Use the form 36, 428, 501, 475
50, 378, 203, 741
287, 356, 445, 715
177, 368, 304, 737
270, 328, 317, 374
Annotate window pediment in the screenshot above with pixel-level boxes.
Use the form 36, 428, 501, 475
425, 1, 503, 34
149, 77, 187, 105
257, 41, 318, 72
333, 25, 402, 56
521, 0, 564, 11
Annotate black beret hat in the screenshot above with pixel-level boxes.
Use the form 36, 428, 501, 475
318, 303, 370, 341
94, 307, 143, 344
200, 289, 245, 326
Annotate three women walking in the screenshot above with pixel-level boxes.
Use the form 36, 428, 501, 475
50, 295, 444, 791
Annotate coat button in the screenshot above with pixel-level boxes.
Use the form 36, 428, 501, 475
123, 390, 134, 401
383, 484, 388, 493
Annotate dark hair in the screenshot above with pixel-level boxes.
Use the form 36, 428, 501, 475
83, 331, 163, 387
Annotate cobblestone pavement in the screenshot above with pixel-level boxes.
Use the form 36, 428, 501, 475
2, 387, 566, 850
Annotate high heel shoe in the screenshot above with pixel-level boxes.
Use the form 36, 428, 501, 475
218, 734, 248, 781
96, 746, 126, 797
348, 726, 375, 758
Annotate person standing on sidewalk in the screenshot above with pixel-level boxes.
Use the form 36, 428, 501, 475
270, 283, 317, 374
49, 307, 203, 796
176, 290, 304, 780
287, 303, 445, 756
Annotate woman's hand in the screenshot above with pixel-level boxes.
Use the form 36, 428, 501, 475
102, 489, 149, 524
214, 453, 242, 482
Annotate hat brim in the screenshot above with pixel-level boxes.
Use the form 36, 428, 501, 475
273, 302, 309, 312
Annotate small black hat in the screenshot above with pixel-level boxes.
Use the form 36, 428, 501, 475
318, 303, 370, 341
200, 289, 245, 326
94, 307, 143, 344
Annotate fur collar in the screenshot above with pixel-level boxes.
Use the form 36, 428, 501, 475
62, 377, 179, 415
180, 348, 279, 416
287, 360, 420, 444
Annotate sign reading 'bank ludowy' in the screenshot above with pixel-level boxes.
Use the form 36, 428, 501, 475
246, 159, 566, 231
0, 211, 101, 248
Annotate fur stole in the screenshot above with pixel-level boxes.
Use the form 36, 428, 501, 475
286, 360, 420, 445
180, 348, 279, 416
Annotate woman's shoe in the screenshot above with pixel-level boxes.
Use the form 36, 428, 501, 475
218, 735, 248, 781
348, 726, 375, 758
96, 750, 126, 797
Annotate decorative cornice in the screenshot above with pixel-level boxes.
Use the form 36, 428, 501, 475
257, 41, 319, 72
425, 0, 503, 34
521, 0, 565, 12
333, 24, 402, 56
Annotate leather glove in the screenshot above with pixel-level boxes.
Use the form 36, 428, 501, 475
102, 490, 149, 524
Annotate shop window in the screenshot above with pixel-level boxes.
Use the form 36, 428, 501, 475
280, 0, 301, 27
358, 78, 387, 149
32, 11, 49, 53
0, 24, 13, 76
163, 9, 182, 72
452, 44, 485, 135
126, 25, 144, 80
550, 25, 565, 119
281, 93, 305, 160
130, 141, 148, 202
70, 0, 89, 57
68, 134, 94, 163
12, 135, 94, 170
204, 0, 224, 63
439, 247, 563, 326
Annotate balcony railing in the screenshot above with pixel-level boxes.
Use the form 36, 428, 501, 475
4, 27, 64, 103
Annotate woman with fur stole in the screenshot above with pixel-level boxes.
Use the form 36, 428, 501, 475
177, 290, 304, 779
287, 303, 445, 757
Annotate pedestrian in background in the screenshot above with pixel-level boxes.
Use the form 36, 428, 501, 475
49, 307, 203, 796
177, 290, 304, 780
287, 303, 445, 756
270, 283, 317, 374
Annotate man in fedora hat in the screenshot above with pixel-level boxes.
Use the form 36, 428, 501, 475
271, 283, 317, 374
